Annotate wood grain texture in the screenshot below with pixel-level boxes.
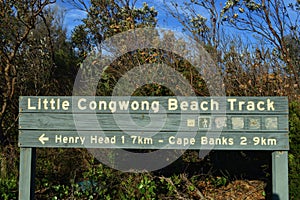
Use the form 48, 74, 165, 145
19, 130, 289, 150
18, 96, 289, 150
19, 96, 288, 114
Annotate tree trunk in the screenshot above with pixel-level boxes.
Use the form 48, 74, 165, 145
0, 117, 6, 145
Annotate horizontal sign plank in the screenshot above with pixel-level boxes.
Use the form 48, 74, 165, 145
19, 113, 288, 131
19, 96, 288, 114
18, 131, 289, 150
18, 96, 289, 150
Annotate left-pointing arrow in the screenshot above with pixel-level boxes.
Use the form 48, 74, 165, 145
39, 133, 49, 144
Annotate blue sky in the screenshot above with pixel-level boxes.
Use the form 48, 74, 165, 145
55, 0, 298, 46
54, 0, 254, 50
55, 0, 87, 34
55, 0, 196, 35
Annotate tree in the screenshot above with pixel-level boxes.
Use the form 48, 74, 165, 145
0, 0, 56, 144
221, 0, 300, 92
68, 0, 157, 50
285, 35, 300, 78
67, 0, 160, 96
71, 24, 91, 60
49, 7, 80, 95
164, 0, 222, 49
19, 5, 79, 96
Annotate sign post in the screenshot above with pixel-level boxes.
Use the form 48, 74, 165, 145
18, 96, 289, 199
19, 147, 36, 200
272, 151, 289, 200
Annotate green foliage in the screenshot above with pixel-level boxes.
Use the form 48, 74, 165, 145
211, 176, 228, 187
0, 176, 18, 200
288, 101, 300, 199
71, 25, 91, 59
1, 0, 299, 199
0, 147, 18, 200
285, 35, 300, 78
189, 14, 209, 35
36, 158, 159, 200
81, 0, 157, 45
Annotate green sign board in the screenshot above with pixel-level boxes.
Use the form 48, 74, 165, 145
18, 96, 290, 200
19, 96, 289, 150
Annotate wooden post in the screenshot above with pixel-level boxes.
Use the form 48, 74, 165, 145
19, 147, 36, 200
272, 151, 289, 200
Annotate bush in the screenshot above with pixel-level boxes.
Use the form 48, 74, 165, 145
288, 101, 300, 199
0, 176, 18, 200
0, 146, 19, 200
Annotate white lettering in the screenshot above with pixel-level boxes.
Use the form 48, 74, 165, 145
257, 101, 265, 111
90, 136, 116, 144
201, 136, 207, 144
131, 101, 139, 111
190, 101, 198, 110
238, 101, 245, 110
200, 101, 208, 111
49, 99, 55, 110
90, 135, 97, 143
211, 99, 219, 110
61, 100, 69, 110
78, 98, 87, 110
168, 136, 195, 146
108, 101, 116, 113
63, 136, 68, 143
267, 99, 275, 110
246, 101, 255, 111
55, 135, 62, 143
89, 101, 97, 110
141, 101, 150, 111
38, 98, 41, 110
227, 99, 237, 110
118, 101, 129, 110
151, 101, 159, 113
169, 136, 175, 144
55, 136, 85, 144
99, 101, 107, 110
201, 136, 234, 145
28, 98, 36, 110
168, 98, 178, 110
80, 137, 85, 144
180, 101, 188, 111
43, 99, 48, 110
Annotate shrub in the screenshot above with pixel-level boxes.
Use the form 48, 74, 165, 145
288, 101, 300, 199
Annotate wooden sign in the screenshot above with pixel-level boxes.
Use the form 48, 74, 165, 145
19, 96, 289, 150
18, 96, 289, 200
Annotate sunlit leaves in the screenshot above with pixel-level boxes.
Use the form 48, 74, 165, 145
189, 14, 209, 35
221, 0, 261, 19
83, 0, 157, 45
